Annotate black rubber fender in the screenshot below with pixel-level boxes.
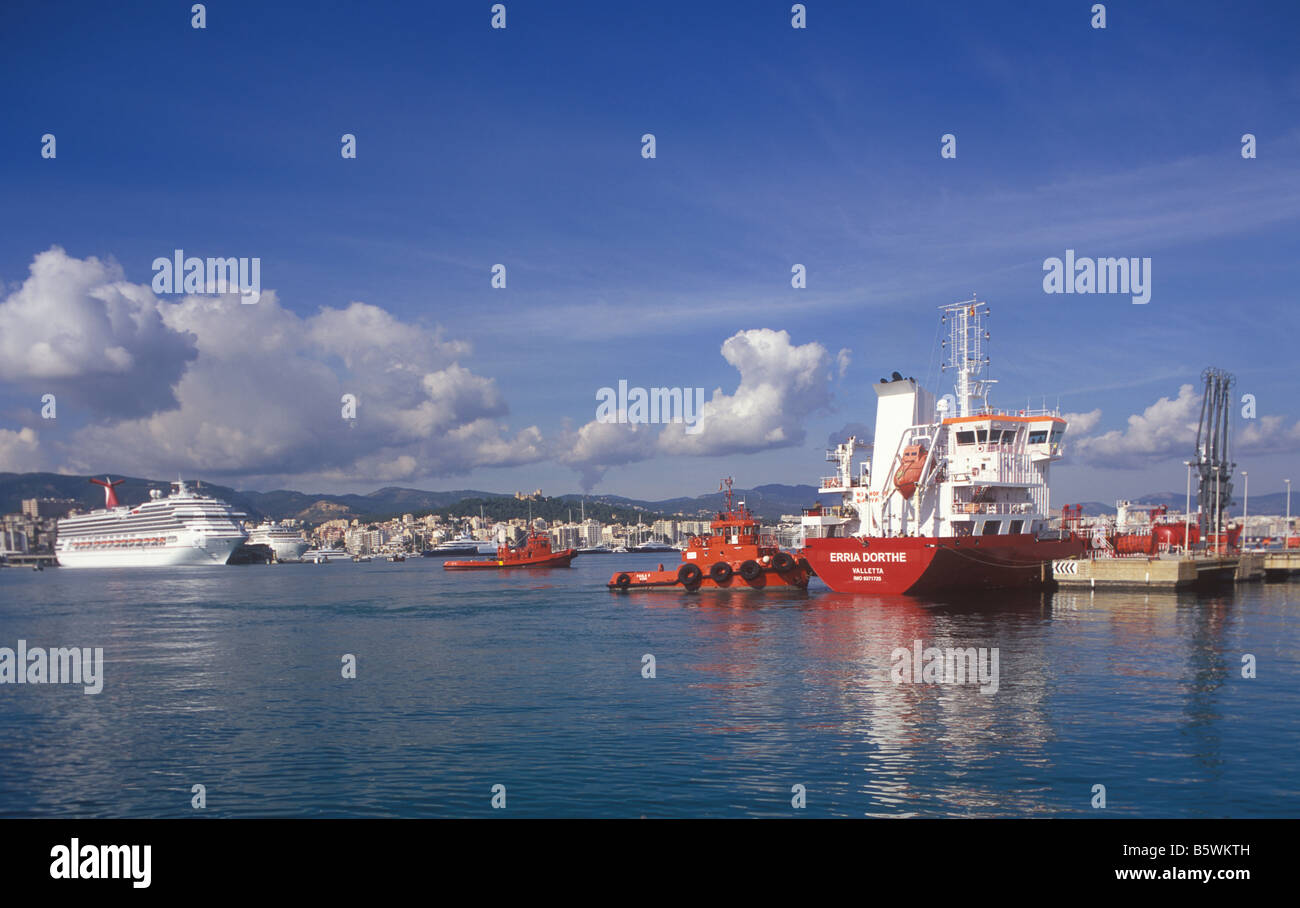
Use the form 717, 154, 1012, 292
772, 552, 796, 572
614, 573, 632, 588
709, 561, 733, 583
677, 563, 703, 587
739, 560, 762, 581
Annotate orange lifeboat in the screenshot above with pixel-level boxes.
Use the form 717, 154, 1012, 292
893, 444, 927, 500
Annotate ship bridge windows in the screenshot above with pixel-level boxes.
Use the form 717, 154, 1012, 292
981, 520, 1002, 536
1028, 429, 1049, 444
1049, 426, 1065, 443
958, 425, 1021, 446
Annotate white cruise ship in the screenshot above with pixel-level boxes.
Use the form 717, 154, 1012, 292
246, 521, 311, 562
56, 478, 248, 568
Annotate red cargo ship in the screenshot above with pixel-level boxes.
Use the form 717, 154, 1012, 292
799, 299, 1087, 595
444, 531, 577, 570
607, 478, 813, 591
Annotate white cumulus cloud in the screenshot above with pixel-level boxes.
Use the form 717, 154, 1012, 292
0, 247, 197, 418
658, 329, 834, 456
1068, 385, 1300, 468
559, 329, 836, 488
0, 248, 543, 484
0, 427, 41, 472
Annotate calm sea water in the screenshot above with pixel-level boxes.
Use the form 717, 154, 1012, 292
0, 555, 1296, 818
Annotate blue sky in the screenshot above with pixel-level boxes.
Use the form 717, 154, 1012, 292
1, 0, 1298, 505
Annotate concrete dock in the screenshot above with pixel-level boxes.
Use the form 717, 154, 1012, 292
0, 553, 58, 568
1051, 555, 1243, 590
1263, 550, 1300, 581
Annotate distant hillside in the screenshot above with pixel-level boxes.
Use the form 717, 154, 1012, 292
238, 486, 506, 522
0, 473, 507, 524
1129, 490, 1292, 515
431, 496, 673, 526
0, 472, 203, 515
580, 483, 827, 521
1065, 490, 1293, 518
3, 473, 1289, 527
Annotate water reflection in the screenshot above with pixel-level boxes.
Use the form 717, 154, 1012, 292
0, 562, 1294, 817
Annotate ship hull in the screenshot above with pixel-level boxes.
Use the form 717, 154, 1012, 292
56, 536, 245, 568
259, 538, 311, 562
443, 549, 577, 570
801, 534, 1087, 595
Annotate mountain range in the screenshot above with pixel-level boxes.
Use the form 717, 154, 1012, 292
0, 473, 1289, 525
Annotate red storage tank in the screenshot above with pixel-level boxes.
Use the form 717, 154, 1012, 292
1153, 523, 1199, 548
1113, 534, 1154, 556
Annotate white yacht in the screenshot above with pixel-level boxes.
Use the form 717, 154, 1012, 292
429, 531, 496, 555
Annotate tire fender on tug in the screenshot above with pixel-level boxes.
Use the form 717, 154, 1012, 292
739, 560, 762, 581
772, 551, 795, 572
614, 573, 631, 588
709, 561, 733, 583
677, 563, 703, 587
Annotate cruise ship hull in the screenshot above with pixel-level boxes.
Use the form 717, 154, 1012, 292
56, 536, 246, 568
801, 534, 1087, 596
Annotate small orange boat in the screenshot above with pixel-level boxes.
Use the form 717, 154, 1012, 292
444, 531, 577, 570
607, 478, 813, 592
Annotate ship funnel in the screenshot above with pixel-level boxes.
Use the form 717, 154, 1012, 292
89, 476, 126, 508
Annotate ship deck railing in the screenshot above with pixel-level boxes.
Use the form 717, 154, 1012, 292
959, 406, 1061, 419
952, 501, 1036, 515
820, 476, 867, 489
803, 505, 853, 518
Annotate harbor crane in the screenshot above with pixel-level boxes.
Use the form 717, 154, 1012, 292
1193, 367, 1235, 552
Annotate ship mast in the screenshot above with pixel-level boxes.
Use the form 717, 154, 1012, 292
940, 298, 994, 417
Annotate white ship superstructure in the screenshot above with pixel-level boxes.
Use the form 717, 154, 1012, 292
799, 298, 1086, 595
804, 298, 1068, 542
56, 479, 248, 568
246, 521, 310, 562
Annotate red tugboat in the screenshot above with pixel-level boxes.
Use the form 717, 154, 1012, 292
607, 478, 813, 591
444, 531, 577, 570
